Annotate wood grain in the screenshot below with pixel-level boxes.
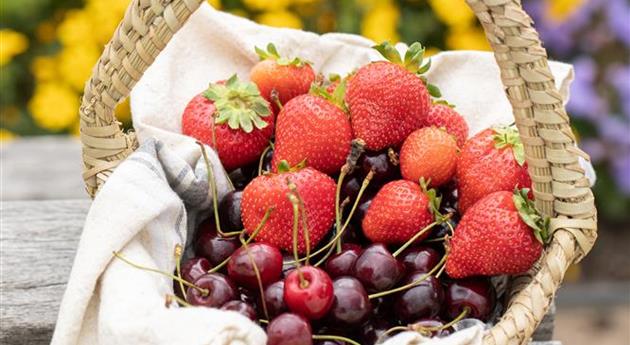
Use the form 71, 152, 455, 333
0, 199, 89, 344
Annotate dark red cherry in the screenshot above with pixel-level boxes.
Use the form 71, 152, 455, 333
340, 174, 362, 201
394, 273, 443, 321
186, 273, 237, 308
410, 318, 452, 337
227, 243, 283, 289
284, 266, 334, 320
351, 198, 372, 228
218, 190, 244, 232
399, 246, 441, 273
282, 253, 297, 278
264, 280, 287, 318
181, 257, 211, 284
194, 220, 239, 266
220, 300, 257, 320
324, 247, 361, 278
267, 313, 313, 345
352, 244, 403, 292
328, 276, 371, 326
445, 278, 495, 321
361, 318, 393, 344
228, 168, 254, 190
261, 147, 274, 173
360, 150, 400, 183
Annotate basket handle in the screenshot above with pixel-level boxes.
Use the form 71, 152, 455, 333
463, 1, 598, 344
79, 0, 205, 197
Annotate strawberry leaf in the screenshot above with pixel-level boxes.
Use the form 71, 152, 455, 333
427, 83, 442, 98
513, 188, 549, 244
255, 42, 310, 67
373, 41, 402, 64
309, 77, 349, 112
493, 125, 526, 166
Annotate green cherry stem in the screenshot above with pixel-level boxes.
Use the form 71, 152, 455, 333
413, 306, 469, 334
173, 244, 186, 301
113, 251, 209, 296
257, 145, 273, 176
270, 89, 283, 110
168, 294, 192, 307
313, 241, 337, 267
312, 335, 361, 345
289, 192, 307, 287
334, 164, 350, 242
368, 254, 446, 300
239, 233, 269, 320
259, 319, 269, 324
287, 181, 311, 265
392, 221, 441, 258
378, 326, 410, 343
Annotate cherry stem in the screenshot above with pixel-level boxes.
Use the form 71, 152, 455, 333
207, 207, 273, 274
257, 145, 273, 176
286, 170, 373, 265
289, 192, 307, 287
435, 261, 446, 279
378, 326, 410, 343
173, 244, 186, 301
270, 89, 283, 110
413, 306, 470, 334
334, 164, 350, 246
239, 233, 269, 320
259, 319, 269, 324
287, 181, 311, 265
168, 294, 191, 308
197, 142, 240, 238
425, 236, 447, 243
312, 335, 361, 345
368, 254, 446, 299
392, 221, 440, 258
313, 241, 336, 267
112, 251, 209, 296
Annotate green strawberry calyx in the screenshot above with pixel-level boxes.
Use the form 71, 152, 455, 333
513, 188, 550, 244
309, 77, 348, 112
277, 159, 307, 173
203, 75, 271, 133
255, 43, 311, 67
373, 41, 441, 98
419, 177, 448, 223
432, 99, 456, 108
492, 125, 526, 166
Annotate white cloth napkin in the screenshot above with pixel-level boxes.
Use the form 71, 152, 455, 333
52, 3, 590, 345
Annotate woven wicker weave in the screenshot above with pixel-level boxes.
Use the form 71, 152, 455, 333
78, 0, 598, 344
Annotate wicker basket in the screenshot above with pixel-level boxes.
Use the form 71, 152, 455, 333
78, 1, 598, 344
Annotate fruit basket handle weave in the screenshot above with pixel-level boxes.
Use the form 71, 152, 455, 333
78, 0, 598, 344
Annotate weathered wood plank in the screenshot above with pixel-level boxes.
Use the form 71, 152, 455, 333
0, 137, 87, 200
0, 199, 90, 345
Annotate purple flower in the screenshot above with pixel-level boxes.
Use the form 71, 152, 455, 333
581, 138, 607, 163
606, 0, 630, 46
567, 57, 608, 119
607, 64, 630, 119
612, 152, 630, 195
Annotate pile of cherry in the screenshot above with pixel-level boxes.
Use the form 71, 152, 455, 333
172, 150, 496, 345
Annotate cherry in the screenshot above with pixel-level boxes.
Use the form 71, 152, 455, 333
282, 253, 297, 278
399, 246, 441, 273
328, 276, 371, 326
194, 223, 239, 266
340, 174, 362, 201
324, 247, 361, 278
267, 313, 313, 345
228, 168, 253, 190
238, 286, 258, 307
218, 190, 243, 232
439, 182, 459, 209
220, 300, 257, 320
186, 273, 237, 308
260, 147, 274, 173
181, 257, 211, 284
227, 243, 283, 289
264, 280, 288, 318
360, 150, 400, 183
284, 266, 334, 320
361, 318, 393, 344
410, 318, 452, 337
352, 244, 404, 292
394, 273, 443, 321
350, 198, 372, 228
445, 278, 495, 322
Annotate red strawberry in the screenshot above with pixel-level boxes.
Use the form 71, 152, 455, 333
445, 189, 546, 278
250, 43, 316, 107
241, 164, 336, 254
400, 127, 458, 187
272, 89, 352, 175
345, 42, 438, 151
182, 76, 274, 171
456, 126, 532, 213
362, 180, 436, 244
424, 103, 469, 147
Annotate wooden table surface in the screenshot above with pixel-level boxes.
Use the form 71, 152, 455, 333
0, 137, 560, 344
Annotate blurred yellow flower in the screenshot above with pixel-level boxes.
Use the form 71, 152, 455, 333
425, 47, 441, 57
58, 44, 100, 91
0, 29, 29, 66
207, 0, 221, 9
31, 56, 58, 81
0, 129, 16, 142
36, 21, 57, 43
57, 10, 93, 46
428, 0, 475, 28
547, 0, 585, 22
29, 82, 79, 131
446, 26, 490, 51
361, 1, 400, 43
115, 99, 132, 124
85, 0, 129, 44
257, 10, 303, 29
244, 0, 291, 11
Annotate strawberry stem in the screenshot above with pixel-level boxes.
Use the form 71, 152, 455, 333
312, 335, 360, 345
368, 254, 446, 299
112, 251, 209, 296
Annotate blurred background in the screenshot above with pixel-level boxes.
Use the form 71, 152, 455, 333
1, 0, 628, 344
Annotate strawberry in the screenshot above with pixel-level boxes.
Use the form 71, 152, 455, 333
423, 102, 469, 147
400, 127, 458, 187
362, 180, 437, 244
241, 163, 336, 254
271, 85, 352, 174
250, 43, 316, 108
445, 189, 547, 278
456, 125, 532, 213
182, 75, 274, 171
345, 42, 439, 151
